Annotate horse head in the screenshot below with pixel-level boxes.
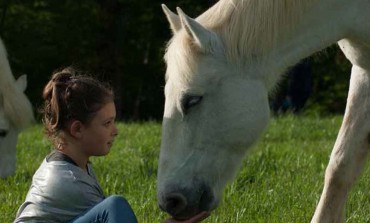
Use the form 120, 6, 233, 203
0, 74, 32, 178
157, 5, 270, 220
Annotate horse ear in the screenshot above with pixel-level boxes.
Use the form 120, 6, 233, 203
176, 7, 216, 52
162, 4, 181, 34
15, 74, 27, 92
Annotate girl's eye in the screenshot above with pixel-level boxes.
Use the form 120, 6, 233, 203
182, 95, 203, 114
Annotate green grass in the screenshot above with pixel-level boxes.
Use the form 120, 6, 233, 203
1, 116, 370, 222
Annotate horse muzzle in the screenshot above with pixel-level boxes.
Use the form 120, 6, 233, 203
158, 181, 217, 220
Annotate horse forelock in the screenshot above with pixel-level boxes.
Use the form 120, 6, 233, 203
198, 0, 318, 62
164, 32, 201, 89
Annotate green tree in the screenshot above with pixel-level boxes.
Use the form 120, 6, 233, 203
0, 0, 352, 120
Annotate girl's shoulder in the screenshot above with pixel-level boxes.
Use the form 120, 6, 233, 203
31, 159, 103, 199
40, 158, 91, 183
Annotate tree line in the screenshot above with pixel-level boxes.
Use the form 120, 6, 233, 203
0, 0, 351, 121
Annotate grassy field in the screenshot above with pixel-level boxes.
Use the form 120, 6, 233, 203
1, 115, 370, 222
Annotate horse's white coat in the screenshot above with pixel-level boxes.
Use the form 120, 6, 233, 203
158, 0, 370, 222
0, 37, 34, 178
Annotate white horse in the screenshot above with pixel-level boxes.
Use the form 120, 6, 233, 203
0, 37, 34, 178
157, 0, 370, 222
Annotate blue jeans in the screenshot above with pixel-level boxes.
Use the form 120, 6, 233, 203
71, 195, 138, 223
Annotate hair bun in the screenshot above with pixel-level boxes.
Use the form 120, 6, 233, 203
51, 67, 76, 85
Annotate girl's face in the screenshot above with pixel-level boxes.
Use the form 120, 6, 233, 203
80, 102, 118, 156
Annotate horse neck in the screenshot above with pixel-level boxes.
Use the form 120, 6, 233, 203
197, 0, 346, 89
198, 0, 318, 58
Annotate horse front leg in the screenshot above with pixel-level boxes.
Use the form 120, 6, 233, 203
311, 65, 370, 223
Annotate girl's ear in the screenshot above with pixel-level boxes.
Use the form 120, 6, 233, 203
70, 120, 83, 138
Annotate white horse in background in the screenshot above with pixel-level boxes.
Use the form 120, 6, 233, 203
0, 37, 34, 178
157, 0, 370, 222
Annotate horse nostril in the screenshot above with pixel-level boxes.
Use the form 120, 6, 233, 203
164, 193, 188, 216
0, 129, 7, 137
159, 182, 215, 219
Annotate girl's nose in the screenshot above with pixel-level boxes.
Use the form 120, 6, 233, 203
112, 125, 118, 136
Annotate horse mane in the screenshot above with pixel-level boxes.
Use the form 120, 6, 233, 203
164, 0, 319, 92
0, 39, 34, 129
196, 0, 319, 61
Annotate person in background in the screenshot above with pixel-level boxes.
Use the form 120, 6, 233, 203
270, 58, 313, 115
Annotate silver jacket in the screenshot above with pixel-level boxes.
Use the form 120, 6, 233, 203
14, 159, 105, 223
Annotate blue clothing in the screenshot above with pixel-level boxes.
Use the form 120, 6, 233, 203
71, 195, 138, 223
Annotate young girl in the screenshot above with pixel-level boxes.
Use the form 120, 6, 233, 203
14, 67, 138, 223
14, 67, 210, 223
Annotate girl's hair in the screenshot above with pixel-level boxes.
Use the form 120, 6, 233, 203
42, 67, 114, 144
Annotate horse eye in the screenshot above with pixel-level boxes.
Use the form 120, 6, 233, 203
0, 129, 8, 137
182, 95, 203, 114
